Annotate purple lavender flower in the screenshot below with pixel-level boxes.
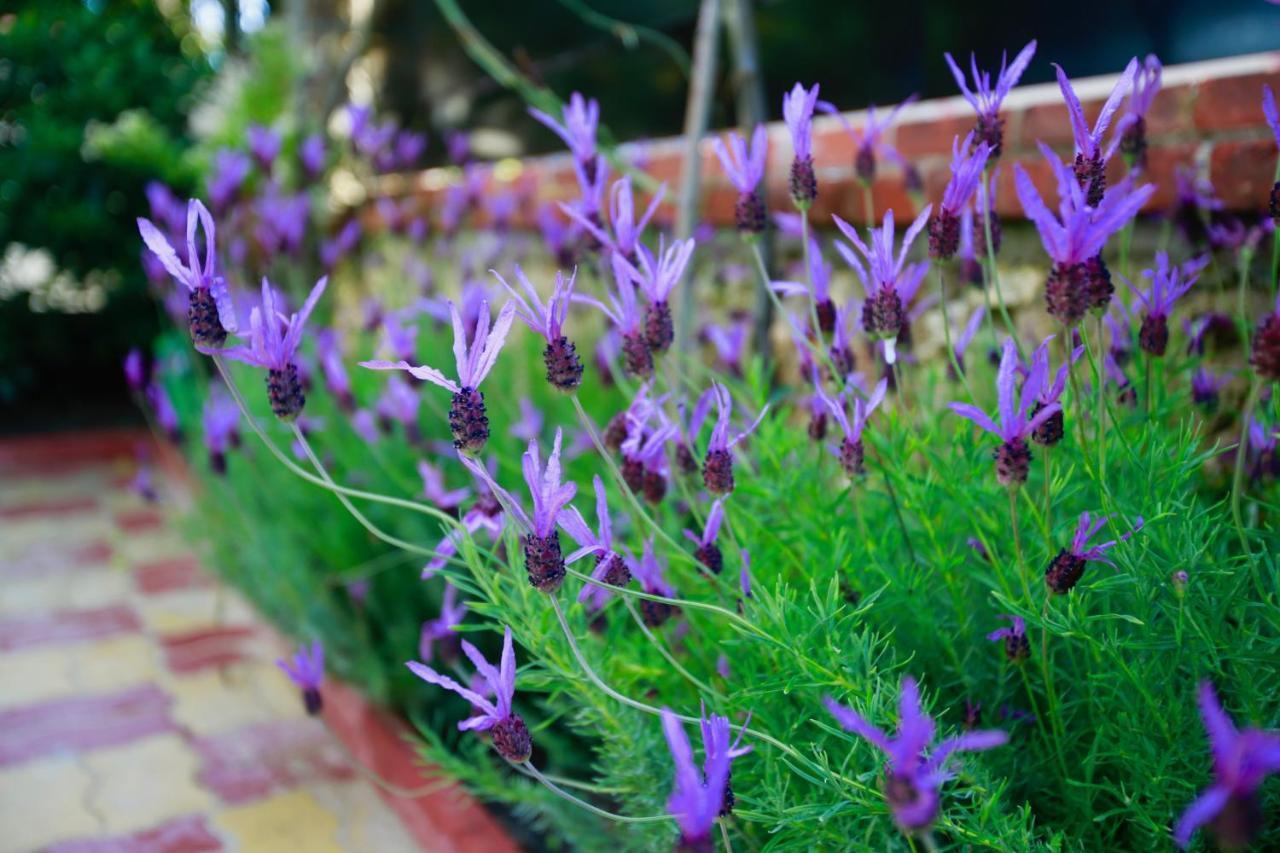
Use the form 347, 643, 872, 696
702, 383, 768, 495
419, 460, 470, 511
530, 92, 600, 169
254, 186, 310, 258
683, 498, 727, 575
1250, 288, 1280, 382
375, 375, 421, 443
422, 463, 506, 579
783, 82, 821, 207
713, 124, 768, 234
1265, 85, 1280, 222
123, 348, 146, 393
247, 124, 281, 173
818, 95, 917, 185
137, 199, 237, 348
1174, 682, 1280, 849
660, 706, 752, 846
147, 381, 181, 443
560, 475, 632, 603
929, 133, 991, 259
1022, 335, 1082, 446
393, 130, 427, 170
202, 386, 240, 475
566, 155, 609, 252
1125, 252, 1207, 357
419, 583, 468, 664
563, 177, 664, 265
299, 133, 326, 179
633, 237, 696, 353
579, 254, 652, 378
361, 300, 515, 454
1056, 58, 1139, 206
314, 329, 354, 412
619, 388, 677, 504
1115, 55, 1161, 170
1247, 418, 1280, 482
207, 150, 251, 213
537, 203, 582, 268
276, 641, 324, 715
1015, 142, 1155, 325
460, 429, 576, 593
945, 40, 1036, 158
219, 277, 327, 421
493, 266, 582, 392
816, 375, 888, 479
509, 397, 544, 444
407, 626, 530, 763
951, 304, 986, 377
1191, 368, 1231, 412
833, 206, 932, 364
985, 614, 1029, 662
950, 338, 1061, 486
705, 318, 749, 377
825, 677, 1008, 833
773, 237, 836, 335
1045, 510, 1144, 594
320, 218, 362, 270
446, 130, 470, 165
631, 539, 677, 627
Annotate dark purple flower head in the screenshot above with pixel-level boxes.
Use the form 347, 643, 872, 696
816, 95, 916, 183
825, 677, 1008, 832
137, 199, 237, 333
1126, 252, 1206, 318
1191, 368, 1231, 409
360, 300, 515, 394
661, 705, 752, 846
783, 82, 820, 161
1174, 682, 1280, 849
683, 498, 725, 550
951, 338, 1062, 443
1069, 510, 1144, 566
707, 383, 768, 453
834, 206, 932, 359
407, 625, 520, 736
277, 640, 324, 714
220, 276, 327, 372
460, 429, 576, 540
945, 40, 1037, 143
494, 266, 576, 343
247, 124, 281, 172
1022, 334, 1083, 407
208, 150, 251, 211
713, 124, 768, 194
940, 133, 991, 215
530, 93, 600, 164
1056, 58, 1139, 164
985, 614, 1029, 661
1016, 143, 1155, 266
817, 376, 888, 445
419, 583, 468, 663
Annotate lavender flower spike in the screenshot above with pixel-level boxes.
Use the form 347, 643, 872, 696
950, 338, 1061, 487
137, 199, 236, 348
1044, 510, 1144, 594
493, 266, 582, 392
1174, 682, 1280, 849
361, 300, 516, 454
276, 641, 324, 715
986, 614, 1029, 662
951, 304, 986, 378
220, 276, 328, 421
825, 677, 1007, 833
578, 253, 652, 378
406, 626, 531, 763
713, 124, 768, 234
773, 237, 835, 334
1116, 55, 1162, 170
1126, 252, 1208, 357
833, 206, 933, 364
419, 582, 468, 664
661, 706, 752, 848
529, 92, 600, 168
1055, 58, 1139, 206
944, 40, 1036, 158
816, 374, 888, 479
202, 386, 240, 475
632, 538, 679, 626
634, 236, 696, 353
783, 82, 820, 207
1023, 334, 1083, 447
817, 95, 917, 185
702, 383, 769, 495
683, 498, 726, 575
560, 475, 631, 603
929, 133, 991, 259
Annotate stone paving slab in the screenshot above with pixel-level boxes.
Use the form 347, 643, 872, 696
0, 429, 518, 852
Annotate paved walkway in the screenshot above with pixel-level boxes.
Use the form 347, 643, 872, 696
0, 430, 515, 853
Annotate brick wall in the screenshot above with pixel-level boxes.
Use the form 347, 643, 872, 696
372, 50, 1280, 231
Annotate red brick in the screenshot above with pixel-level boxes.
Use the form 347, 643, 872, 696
811, 123, 857, 169
1018, 101, 1078, 150
1211, 139, 1279, 210
0, 538, 113, 580
0, 605, 141, 652
0, 685, 175, 766
116, 508, 165, 533
1144, 84, 1195, 137
0, 496, 98, 520
134, 556, 211, 595
1143, 141, 1201, 211
896, 114, 973, 159
1192, 70, 1280, 132
194, 719, 354, 805
47, 815, 222, 853
159, 626, 258, 674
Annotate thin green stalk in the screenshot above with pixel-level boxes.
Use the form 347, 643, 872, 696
799, 209, 828, 356
1009, 488, 1032, 606
1231, 379, 1259, 558
514, 762, 671, 824
981, 167, 1024, 361
937, 266, 976, 404
1042, 448, 1053, 554
564, 566, 767, 639
624, 598, 723, 698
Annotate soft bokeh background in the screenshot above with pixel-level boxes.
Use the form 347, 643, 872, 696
2, 0, 1277, 431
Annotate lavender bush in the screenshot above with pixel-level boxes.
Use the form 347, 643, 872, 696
132, 37, 1280, 852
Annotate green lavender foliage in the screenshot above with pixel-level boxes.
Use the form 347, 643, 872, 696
168, 226, 1280, 851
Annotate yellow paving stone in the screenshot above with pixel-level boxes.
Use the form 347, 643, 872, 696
72, 634, 162, 693
134, 586, 255, 635
0, 568, 132, 616
83, 733, 213, 835
169, 667, 283, 736
309, 780, 424, 853
0, 755, 99, 853
213, 789, 344, 853
0, 645, 76, 710
113, 531, 190, 566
